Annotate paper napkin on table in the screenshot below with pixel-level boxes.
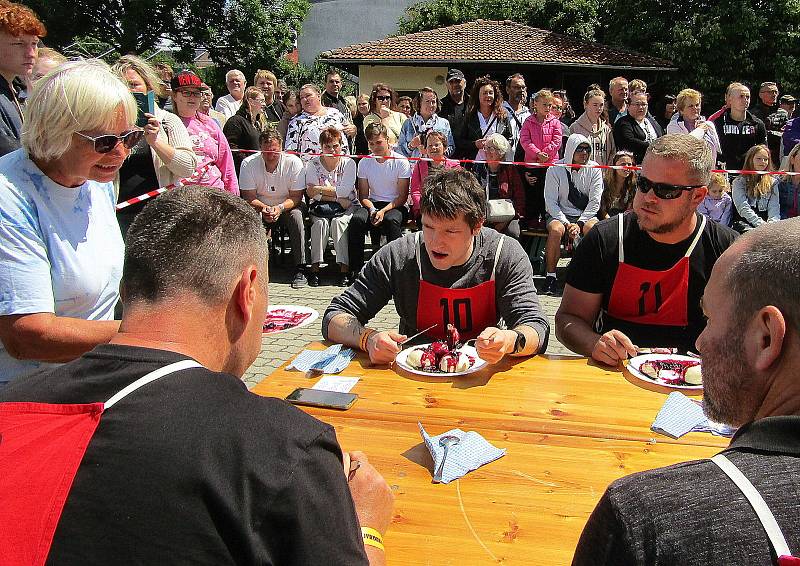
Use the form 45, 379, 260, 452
287, 344, 355, 374
418, 422, 506, 484
651, 392, 737, 439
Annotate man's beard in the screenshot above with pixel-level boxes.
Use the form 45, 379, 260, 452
636, 198, 694, 234
701, 331, 752, 426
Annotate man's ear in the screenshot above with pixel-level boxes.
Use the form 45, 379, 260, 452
751, 305, 787, 372
690, 185, 708, 206
473, 220, 484, 235
234, 266, 259, 326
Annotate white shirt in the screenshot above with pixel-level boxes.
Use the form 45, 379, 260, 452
239, 152, 304, 206
298, 156, 358, 203
638, 118, 656, 143
476, 112, 501, 161
357, 151, 411, 202
215, 94, 243, 119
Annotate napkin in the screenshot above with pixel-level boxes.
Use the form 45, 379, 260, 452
651, 392, 737, 438
418, 422, 506, 484
287, 344, 355, 374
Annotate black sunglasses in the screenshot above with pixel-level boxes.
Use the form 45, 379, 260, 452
375, 95, 392, 101
75, 129, 144, 154
636, 174, 704, 200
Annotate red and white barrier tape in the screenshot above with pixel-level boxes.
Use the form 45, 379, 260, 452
116, 165, 211, 211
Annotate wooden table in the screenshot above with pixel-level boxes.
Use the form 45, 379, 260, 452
252, 346, 729, 565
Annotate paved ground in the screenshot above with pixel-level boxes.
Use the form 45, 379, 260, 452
242, 266, 571, 389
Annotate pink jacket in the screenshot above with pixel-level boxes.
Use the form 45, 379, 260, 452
410, 159, 461, 218
181, 114, 240, 195
520, 114, 562, 165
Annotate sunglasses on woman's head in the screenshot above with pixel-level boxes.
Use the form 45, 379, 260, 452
636, 174, 704, 200
75, 129, 144, 154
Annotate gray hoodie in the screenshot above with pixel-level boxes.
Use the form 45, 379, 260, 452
543, 133, 603, 223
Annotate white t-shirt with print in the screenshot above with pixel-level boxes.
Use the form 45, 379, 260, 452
356, 151, 411, 202
298, 156, 358, 203
239, 152, 304, 206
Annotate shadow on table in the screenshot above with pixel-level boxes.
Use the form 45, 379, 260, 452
401, 441, 434, 477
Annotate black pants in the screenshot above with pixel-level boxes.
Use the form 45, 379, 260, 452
348, 202, 407, 272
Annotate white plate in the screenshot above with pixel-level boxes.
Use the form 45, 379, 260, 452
627, 354, 703, 390
263, 305, 320, 335
395, 344, 486, 377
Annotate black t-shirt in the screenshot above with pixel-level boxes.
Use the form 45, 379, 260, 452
566, 212, 737, 351
0, 345, 368, 566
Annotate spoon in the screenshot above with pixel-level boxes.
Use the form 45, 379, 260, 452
433, 435, 460, 483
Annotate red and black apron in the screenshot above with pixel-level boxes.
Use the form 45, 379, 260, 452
415, 232, 504, 341
712, 454, 800, 565
0, 359, 202, 566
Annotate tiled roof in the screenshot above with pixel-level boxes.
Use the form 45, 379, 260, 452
321, 19, 674, 70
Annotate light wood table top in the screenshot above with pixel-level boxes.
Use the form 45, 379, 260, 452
251, 344, 730, 565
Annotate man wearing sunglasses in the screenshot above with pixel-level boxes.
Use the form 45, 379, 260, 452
556, 134, 737, 365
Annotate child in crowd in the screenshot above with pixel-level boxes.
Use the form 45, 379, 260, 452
698, 172, 732, 226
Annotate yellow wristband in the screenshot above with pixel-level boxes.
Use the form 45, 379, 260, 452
361, 526, 385, 551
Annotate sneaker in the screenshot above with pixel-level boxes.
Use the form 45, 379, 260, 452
541, 275, 558, 296
291, 271, 308, 289
307, 272, 320, 287
338, 273, 349, 287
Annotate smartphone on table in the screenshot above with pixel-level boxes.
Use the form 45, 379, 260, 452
133, 91, 156, 127
285, 388, 358, 410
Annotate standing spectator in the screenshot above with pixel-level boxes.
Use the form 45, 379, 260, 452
698, 172, 733, 226
397, 87, 454, 159
253, 69, 284, 124
613, 90, 663, 164
285, 84, 350, 160
321, 70, 357, 140
750, 81, 779, 124
541, 134, 603, 295
277, 89, 299, 145
712, 82, 767, 171
112, 55, 198, 238
520, 89, 562, 165
153, 63, 174, 112
751, 82, 785, 165
458, 75, 512, 161
223, 86, 267, 176
276, 79, 287, 100
781, 100, 800, 161
471, 133, 526, 239
409, 131, 460, 222
550, 93, 571, 156
396, 96, 413, 118
778, 143, 800, 219
215, 69, 246, 119
607, 76, 628, 123
30, 46, 65, 83
553, 89, 576, 126
731, 144, 780, 232
172, 70, 238, 195
348, 123, 411, 277
569, 88, 616, 165
239, 128, 307, 288
440, 69, 470, 159
598, 150, 636, 219
502, 73, 531, 160
655, 94, 677, 130
353, 93, 370, 156
362, 83, 407, 147
301, 127, 359, 287
0, 1, 44, 157
199, 83, 226, 128
667, 88, 722, 165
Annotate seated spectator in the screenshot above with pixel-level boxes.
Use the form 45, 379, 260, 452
223, 86, 267, 176
698, 172, 733, 226
301, 127, 359, 287
613, 90, 664, 164
520, 89, 562, 166
276, 89, 298, 144
569, 88, 616, 165
172, 70, 238, 195
471, 133, 526, 239
362, 83, 407, 146
731, 144, 780, 232
324, 169, 548, 365
215, 69, 246, 119
572, 218, 800, 566
541, 134, 603, 295
286, 83, 350, 160
712, 82, 767, 171
0, 59, 133, 386
397, 95, 413, 118
199, 83, 227, 128
456, 75, 512, 161
778, 143, 800, 219
397, 87, 454, 159
239, 128, 307, 288
409, 130, 460, 221
348, 123, 411, 277
0, 185, 394, 565
598, 150, 636, 219
556, 134, 737, 363
519, 165, 546, 229
353, 93, 371, 156
253, 69, 284, 124
667, 88, 722, 165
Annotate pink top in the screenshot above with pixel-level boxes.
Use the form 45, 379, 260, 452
410, 158, 461, 218
181, 114, 239, 195
519, 114, 562, 164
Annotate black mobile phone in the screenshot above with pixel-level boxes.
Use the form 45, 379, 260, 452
285, 388, 357, 410
133, 91, 156, 127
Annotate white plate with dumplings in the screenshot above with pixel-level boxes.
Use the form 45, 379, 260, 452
627, 354, 703, 390
395, 343, 486, 377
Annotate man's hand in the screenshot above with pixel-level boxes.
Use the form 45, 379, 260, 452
343, 123, 357, 137
345, 451, 394, 535
263, 206, 281, 223
371, 209, 385, 225
475, 327, 515, 364
591, 330, 637, 366
367, 331, 405, 364
566, 223, 581, 239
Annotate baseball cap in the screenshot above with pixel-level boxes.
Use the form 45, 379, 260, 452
780, 94, 796, 104
171, 70, 203, 92
446, 69, 465, 82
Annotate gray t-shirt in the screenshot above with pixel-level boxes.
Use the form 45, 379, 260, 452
323, 227, 549, 350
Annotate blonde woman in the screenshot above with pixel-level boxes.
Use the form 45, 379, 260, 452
666, 88, 721, 164
731, 144, 780, 232
569, 88, 615, 165
253, 69, 283, 122
223, 86, 268, 175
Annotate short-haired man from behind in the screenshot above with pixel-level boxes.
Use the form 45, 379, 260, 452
556, 134, 738, 364
572, 218, 800, 565
0, 186, 394, 565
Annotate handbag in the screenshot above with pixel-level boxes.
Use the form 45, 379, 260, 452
566, 171, 590, 210
310, 200, 346, 218
486, 199, 515, 223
